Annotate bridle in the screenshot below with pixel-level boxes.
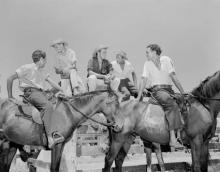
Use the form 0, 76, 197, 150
63, 92, 118, 128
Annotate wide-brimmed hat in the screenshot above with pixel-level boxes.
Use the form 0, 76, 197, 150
92, 45, 108, 57
51, 39, 68, 47
115, 50, 127, 59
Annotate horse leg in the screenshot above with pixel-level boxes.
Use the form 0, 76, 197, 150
152, 143, 165, 172
144, 145, 152, 172
114, 141, 132, 172
200, 142, 209, 172
103, 139, 124, 172
190, 135, 203, 172
0, 141, 17, 172
51, 143, 65, 172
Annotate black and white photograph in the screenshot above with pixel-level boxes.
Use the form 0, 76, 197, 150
0, 0, 220, 172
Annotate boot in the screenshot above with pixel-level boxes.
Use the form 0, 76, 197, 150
169, 130, 184, 151
47, 132, 65, 149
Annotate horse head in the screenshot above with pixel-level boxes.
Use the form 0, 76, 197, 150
192, 70, 220, 116
62, 88, 119, 128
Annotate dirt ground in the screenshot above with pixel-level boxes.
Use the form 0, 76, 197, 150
9, 152, 220, 172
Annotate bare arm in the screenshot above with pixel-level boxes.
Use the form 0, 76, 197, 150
7, 73, 18, 98
136, 77, 147, 101
88, 70, 107, 79
170, 72, 184, 94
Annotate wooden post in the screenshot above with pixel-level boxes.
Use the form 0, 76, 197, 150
60, 129, 77, 172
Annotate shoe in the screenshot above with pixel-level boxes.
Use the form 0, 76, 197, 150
48, 133, 65, 149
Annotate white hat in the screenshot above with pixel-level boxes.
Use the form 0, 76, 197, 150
51, 39, 68, 47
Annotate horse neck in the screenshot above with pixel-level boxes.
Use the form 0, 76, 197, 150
66, 94, 106, 128
207, 93, 220, 118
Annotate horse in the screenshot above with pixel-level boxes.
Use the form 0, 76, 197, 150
104, 71, 220, 172
0, 89, 119, 172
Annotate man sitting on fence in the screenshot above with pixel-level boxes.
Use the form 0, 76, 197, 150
111, 50, 138, 101
87, 45, 121, 92
52, 39, 86, 96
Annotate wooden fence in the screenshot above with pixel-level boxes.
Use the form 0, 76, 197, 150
22, 119, 220, 172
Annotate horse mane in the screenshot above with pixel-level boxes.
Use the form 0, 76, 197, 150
68, 89, 115, 107
191, 71, 220, 102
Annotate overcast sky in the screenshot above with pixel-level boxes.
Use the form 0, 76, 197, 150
0, 0, 220, 97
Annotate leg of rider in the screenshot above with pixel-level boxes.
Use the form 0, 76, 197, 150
87, 75, 97, 91
70, 69, 83, 95
110, 77, 124, 102
25, 88, 64, 148
153, 90, 183, 148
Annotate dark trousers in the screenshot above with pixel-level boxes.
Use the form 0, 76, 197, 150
23, 88, 57, 136
118, 78, 138, 98
152, 86, 182, 130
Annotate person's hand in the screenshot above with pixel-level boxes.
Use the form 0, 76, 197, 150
103, 75, 109, 81
105, 74, 115, 81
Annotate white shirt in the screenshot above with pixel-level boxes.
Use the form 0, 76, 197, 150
142, 56, 175, 88
111, 60, 134, 83
16, 63, 47, 90
56, 48, 77, 69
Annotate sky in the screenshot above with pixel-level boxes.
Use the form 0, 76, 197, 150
0, 0, 220, 97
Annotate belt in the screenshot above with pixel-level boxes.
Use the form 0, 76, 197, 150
23, 87, 43, 93
151, 84, 172, 91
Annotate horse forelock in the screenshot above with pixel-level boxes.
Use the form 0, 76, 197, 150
192, 71, 220, 100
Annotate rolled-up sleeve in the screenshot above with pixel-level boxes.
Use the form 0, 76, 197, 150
16, 65, 29, 78
163, 57, 175, 74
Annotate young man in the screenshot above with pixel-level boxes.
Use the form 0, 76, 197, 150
7, 50, 64, 148
111, 50, 138, 100
51, 39, 86, 96
137, 44, 184, 150
87, 45, 120, 91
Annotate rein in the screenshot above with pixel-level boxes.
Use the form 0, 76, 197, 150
66, 99, 115, 128
188, 93, 220, 101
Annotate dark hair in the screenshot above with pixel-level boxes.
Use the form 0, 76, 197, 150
147, 44, 162, 56
32, 50, 46, 63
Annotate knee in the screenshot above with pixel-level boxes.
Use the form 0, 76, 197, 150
87, 75, 97, 82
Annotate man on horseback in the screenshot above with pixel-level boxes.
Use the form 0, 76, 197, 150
7, 50, 65, 148
137, 44, 185, 150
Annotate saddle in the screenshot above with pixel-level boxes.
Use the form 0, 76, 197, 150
147, 92, 190, 114
17, 104, 43, 125
14, 92, 57, 125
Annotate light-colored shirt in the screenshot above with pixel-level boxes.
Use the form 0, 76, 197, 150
56, 48, 77, 70
16, 63, 47, 90
111, 60, 134, 83
142, 56, 175, 88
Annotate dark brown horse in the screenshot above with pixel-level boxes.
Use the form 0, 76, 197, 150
0, 89, 119, 172
104, 71, 220, 172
